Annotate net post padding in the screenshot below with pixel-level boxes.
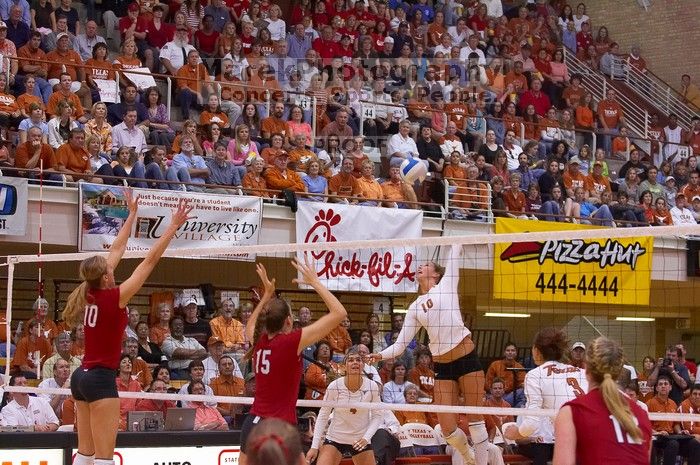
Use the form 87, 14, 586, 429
8, 224, 700, 264
4, 385, 700, 423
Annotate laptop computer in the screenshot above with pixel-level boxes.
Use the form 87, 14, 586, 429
127, 411, 164, 432
164, 407, 196, 431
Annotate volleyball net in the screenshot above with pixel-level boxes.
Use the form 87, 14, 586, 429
3, 218, 700, 425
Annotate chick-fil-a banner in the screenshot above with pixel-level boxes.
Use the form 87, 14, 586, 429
295, 203, 422, 292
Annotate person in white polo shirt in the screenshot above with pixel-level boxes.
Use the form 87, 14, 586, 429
1, 375, 59, 430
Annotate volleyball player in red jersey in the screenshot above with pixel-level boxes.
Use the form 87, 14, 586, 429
553, 336, 652, 465
63, 193, 192, 465
238, 260, 347, 465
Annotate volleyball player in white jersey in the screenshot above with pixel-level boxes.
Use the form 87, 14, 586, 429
370, 245, 488, 465
306, 347, 382, 465
503, 327, 588, 465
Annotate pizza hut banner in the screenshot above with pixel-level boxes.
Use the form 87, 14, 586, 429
295, 203, 422, 293
79, 183, 262, 259
493, 218, 653, 305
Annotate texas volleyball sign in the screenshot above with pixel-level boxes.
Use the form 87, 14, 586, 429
493, 218, 653, 305
295, 203, 422, 292
78, 184, 262, 259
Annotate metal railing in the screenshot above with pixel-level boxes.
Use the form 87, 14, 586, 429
443, 177, 493, 222
562, 48, 652, 153
608, 55, 699, 129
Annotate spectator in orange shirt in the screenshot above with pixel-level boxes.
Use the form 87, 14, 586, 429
357, 159, 385, 206
209, 298, 245, 352
210, 355, 245, 420
149, 302, 172, 346
261, 101, 290, 145
14, 126, 60, 180
382, 165, 418, 209
263, 150, 305, 194
395, 385, 439, 436
328, 157, 362, 204
678, 384, 700, 439
46, 73, 86, 123
45, 32, 91, 113
502, 172, 529, 219
483, 378, 514, 441
647, 375, 700, 464
0, 73, 22, 128
11, 318, 52, 378
325, 321, 352, 359
176, 49, 214, 120
407, 348, 435, 401
242, 157, 270, 198
54, 128, 91, 181
597, 88, 625, 154
485, 343, 526, 407
304, 340, 333, 400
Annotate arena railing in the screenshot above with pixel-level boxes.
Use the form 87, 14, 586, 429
608, 55, 699, 128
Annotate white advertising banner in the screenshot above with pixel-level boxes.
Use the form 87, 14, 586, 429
79, 184, 262, 259
295, 203, 422, 293
71, 446, 240, 465
0, 176, 28, 235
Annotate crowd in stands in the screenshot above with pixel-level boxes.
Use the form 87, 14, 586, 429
0, 0, 696, 222
1, 296, 699, 465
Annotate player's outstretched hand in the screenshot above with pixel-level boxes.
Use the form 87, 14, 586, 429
292, 255, 320, 288
256, 263, 276, 299
125, 189, 140, 216
172, 199, 195, 227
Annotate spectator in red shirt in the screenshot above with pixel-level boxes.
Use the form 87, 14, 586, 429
518, 78, 551, 117
312, 25, 337, 65
575, 21, 593, 59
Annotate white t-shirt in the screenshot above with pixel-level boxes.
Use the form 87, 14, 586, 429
311, 377, 382, 448
519, 361, 588, 443
178, 383, 217, 408
0, 396, 59, 427
502, 143, 523, 171
670, 206, 696, 225
266, 19, 286, 41
380, 245, 471, 359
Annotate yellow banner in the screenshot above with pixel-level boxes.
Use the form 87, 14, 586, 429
493, 218, 653, 305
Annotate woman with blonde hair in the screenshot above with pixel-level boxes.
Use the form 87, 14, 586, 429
553, 336, 652, 465
84, 102, 113, 155
64, 194, 191, 465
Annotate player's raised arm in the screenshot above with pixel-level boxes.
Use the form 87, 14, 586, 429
107, 190, 140, 270
118, 200, 193, 307
293, 256, 347, 354
245, 263, 276, 343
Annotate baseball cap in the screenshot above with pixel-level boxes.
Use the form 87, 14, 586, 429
184, 297, 198, 306
384, 36, 394, 44
593, 160, 603, 167
128, 2, 139, 12
56, 32, 69, 41
207, 336, 224, 347
676, 192, 686, 199
569, 156, 581, 165
0, 21, 7, 29
665, 176, 675, 182
399, 21, 409, 27
693, 195, 700, 202
275, 151, 289, 159
153, 3, 165, 11
572, 342, 586, 350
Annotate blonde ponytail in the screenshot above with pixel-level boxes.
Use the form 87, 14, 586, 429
587, 336, 643, 442
599, 372, 643, 442
63, 282, 89, 329
62, 255, 109, 329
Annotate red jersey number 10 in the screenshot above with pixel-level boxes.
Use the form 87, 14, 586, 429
255, 349, 271, 375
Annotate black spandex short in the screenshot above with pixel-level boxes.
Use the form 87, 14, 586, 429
240, 414, 262, 454
324, 439, 372, 456
433, 350, 483, 381
70, 366, 118, 402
